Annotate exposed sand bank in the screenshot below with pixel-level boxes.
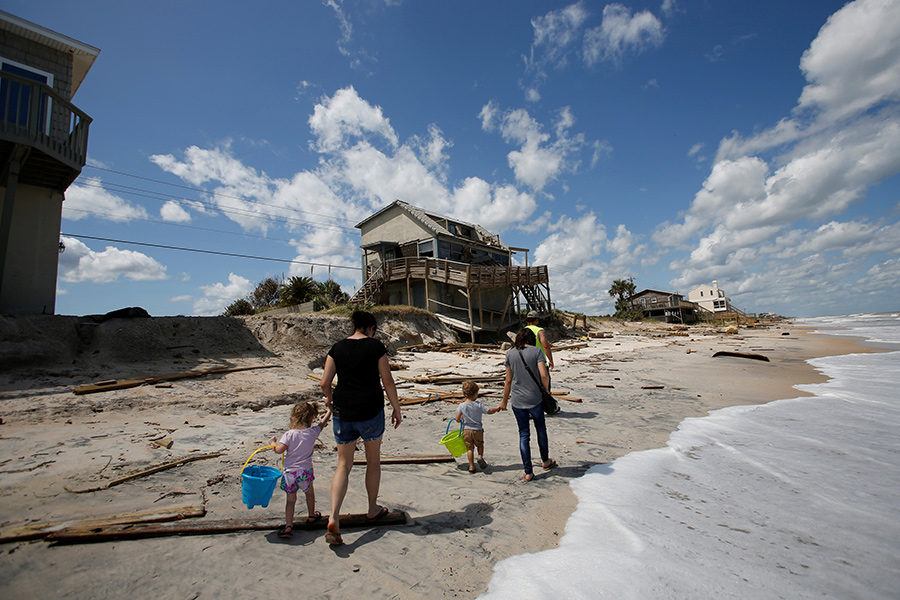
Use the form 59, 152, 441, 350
0, 314, 875, 598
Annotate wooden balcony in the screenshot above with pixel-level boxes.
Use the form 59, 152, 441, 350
352, 257, 552, 339
0, 71, 91, 190
355, 257, 549, 300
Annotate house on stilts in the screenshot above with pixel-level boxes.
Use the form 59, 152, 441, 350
350, 200, 551, 341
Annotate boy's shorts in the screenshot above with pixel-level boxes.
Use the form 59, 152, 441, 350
333, 410, 385, 444
281, 468, 314, 494
462, 429, 484, 451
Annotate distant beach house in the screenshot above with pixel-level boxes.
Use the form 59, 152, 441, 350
688, 280, 731, 314
351, 200, 551, 340
628, 289, 697, 324
0, 10, 99, 315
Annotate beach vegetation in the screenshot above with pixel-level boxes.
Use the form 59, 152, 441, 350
608, 278, 640, 319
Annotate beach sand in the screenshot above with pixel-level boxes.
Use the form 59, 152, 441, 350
0, 316, 873, 598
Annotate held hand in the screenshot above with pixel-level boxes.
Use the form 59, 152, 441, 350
269, 436, 277, 445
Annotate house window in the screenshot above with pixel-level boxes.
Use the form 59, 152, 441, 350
0, 58, 53, 134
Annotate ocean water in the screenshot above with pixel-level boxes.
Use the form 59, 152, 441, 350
481, 313, 900, 600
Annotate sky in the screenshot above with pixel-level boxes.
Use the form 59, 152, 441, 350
8, 0, 900, 318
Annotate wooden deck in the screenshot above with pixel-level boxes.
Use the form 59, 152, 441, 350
351, 257, 551, 340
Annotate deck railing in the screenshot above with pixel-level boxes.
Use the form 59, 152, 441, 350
0, 71, 92, 172
354, 257, 549, 302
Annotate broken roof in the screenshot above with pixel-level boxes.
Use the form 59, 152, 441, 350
356, 200, 509, 251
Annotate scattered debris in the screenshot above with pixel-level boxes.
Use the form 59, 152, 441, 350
73, 364, 282, 395
355, 454, 455, 465
45, 511, 409, 545
712, 351, 770, 362
65, 452, 223, 493
0, 505, 205, 544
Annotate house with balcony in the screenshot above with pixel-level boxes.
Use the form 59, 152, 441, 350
628, 288, 697, 324
351, 200, 551, 340
0, 10, 98, 314
688, 280, 731, 314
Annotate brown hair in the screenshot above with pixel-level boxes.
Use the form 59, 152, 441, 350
462, 380, 479, 399
514, 327, 536, 350
351, 310, 377, 333
289, 401, 319, 429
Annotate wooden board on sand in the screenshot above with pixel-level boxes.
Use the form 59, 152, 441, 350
45, 511, 409, 545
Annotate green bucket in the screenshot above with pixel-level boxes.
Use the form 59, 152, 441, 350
440, 420, 467, 457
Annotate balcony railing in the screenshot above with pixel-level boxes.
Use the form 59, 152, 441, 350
0, 71, 92, 189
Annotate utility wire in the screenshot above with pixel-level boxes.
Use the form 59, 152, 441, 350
82, 165, 359, 225
62, 233, 362, 272
60, 208, 359, 254
71, 179, 359, 234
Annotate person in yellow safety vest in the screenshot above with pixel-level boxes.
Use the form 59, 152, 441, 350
525, 311, 554, 390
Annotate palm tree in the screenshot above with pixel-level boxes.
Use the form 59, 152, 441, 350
279, 276, 318, 307
608, 278, 636, 314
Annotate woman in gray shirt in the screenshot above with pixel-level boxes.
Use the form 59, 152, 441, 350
499, 328, 557, 481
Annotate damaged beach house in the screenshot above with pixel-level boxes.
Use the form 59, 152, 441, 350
350, 200, 551, 341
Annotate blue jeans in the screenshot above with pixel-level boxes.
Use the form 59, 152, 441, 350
333, 410, 385, 444
512, 404, 549, 475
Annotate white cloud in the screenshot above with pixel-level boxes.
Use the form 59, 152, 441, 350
193, 273, 253, 316
528, 1, 589, 71
657, 0, 900, 314
63, 178, 149, 222
796, 0, 900, 123
160, 201, 191, 223
309, 86, 399, 152
58, 236, 167, 283
583, 4, 664, 66
480, 102, 587, 191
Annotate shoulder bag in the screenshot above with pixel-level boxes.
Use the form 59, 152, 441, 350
516, 348, 560, 415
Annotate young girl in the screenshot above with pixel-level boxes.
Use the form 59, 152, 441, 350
270, 401, 332, 538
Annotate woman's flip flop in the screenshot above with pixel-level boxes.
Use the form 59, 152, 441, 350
325, 522, 343, 546
542, 459, 558, 470
365, 505, 389, 521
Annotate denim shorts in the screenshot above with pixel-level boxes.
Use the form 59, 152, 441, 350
333, 410, 385, 444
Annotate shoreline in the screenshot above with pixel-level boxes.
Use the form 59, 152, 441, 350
0, 320, 883, 598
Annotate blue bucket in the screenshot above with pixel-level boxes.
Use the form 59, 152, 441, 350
241, 464, 282, 509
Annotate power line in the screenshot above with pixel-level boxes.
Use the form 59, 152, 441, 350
83, 164, 359, 225
60, 207, 360, 254
62, 233, 362, 272
71, 179, 359, 234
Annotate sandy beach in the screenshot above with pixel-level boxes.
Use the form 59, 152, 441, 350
0, 314, 874, 598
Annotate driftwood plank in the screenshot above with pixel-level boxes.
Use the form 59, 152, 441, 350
64, 452, 223, 493
74, 365, 281, 395
0, 505, 205, 544
712, 351, 770, 362
355, 454, 455, 465
46, 511, 408, 544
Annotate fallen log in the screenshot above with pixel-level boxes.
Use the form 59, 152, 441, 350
355, 454, 455, 465
46, 511, 409, 545
404, 375, 505, 385
595, 384, 615, 388
65, 452, 223, 493
0, 505, 205, 544
74, 365, 281, 395
712, 351, 770, 362
553, 342, 589, 351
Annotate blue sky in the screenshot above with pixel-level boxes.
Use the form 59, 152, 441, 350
9, 0, 900, 317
